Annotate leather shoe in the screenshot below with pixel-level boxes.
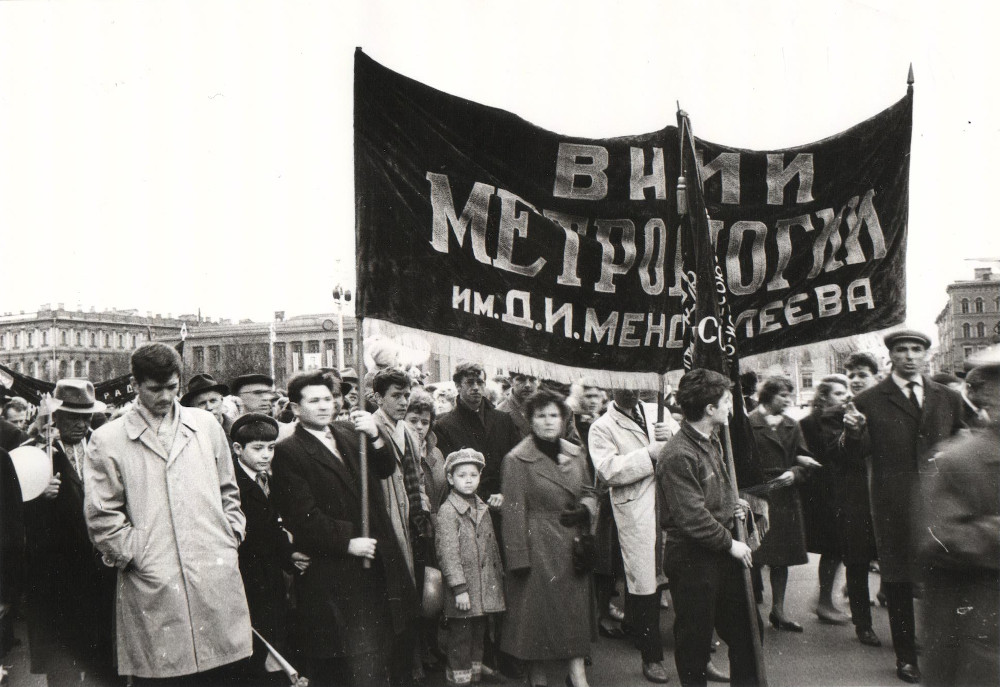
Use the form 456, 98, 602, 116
896, 661, 920, 683
769, 610, 804, 632
642, 661, 670, 683
856, 627, 881, 647
705, 661, 730, 682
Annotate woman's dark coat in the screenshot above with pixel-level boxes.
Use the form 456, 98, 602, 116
500, 437, 596, 660
272, 422, 419, 659
800, 410, 877, 564
748, 410, 809, 568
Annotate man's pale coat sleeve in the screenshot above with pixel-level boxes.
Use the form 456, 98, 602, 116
588, 419, 656, 487
210, 419, 246, 543
84, 428, 138, 570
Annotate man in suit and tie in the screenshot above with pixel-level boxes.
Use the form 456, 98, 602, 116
230, 413, 310, 683
271, 371, 419, 687
24, 379, 116, 686
847, 329, 965, 683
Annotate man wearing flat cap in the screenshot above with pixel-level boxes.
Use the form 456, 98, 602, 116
231, 373, 278, 418
23, 379, 116, 686
845, 329, 965, 683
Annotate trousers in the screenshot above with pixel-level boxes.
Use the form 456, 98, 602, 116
844, 563, 873, 630
624, 592, 663, 663
446, 616, 487, 685
884, 581, 917, 665
666, 542, 761, 687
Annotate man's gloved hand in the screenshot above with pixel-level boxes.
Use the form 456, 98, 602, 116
559, 502, 591, 528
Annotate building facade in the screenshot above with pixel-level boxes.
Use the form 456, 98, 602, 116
181, 312, 358, 390
934, 267, 1000, 374
0, 305, 190, 382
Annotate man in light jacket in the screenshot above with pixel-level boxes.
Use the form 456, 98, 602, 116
85, 343, 252, 684
589, 388, 672, 684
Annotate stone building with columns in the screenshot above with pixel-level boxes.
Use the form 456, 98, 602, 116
0, 305, 190, 382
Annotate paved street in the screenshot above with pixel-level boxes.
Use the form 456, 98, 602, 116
2, 555, 905, 686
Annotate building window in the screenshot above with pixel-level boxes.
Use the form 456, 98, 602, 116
27, 332, 34, 348
975, 297, 984, 313
104, 334, 111, 347
977, 322, 986, 338
74, 360, 83, 376
307, 340, 320, 354
209, 346, 221, 368
963, 323, 972, 338
130, 335, 137, 348
961, 298, 970, 314
801, 373, 813, 388
89, 332, 96, 347
41, 330, 48, 346
964, 346, 974, 359
13, 333, 20, 349
75, 331, 82, 346
194, 346, 205, 368
0, 334, 5, 349
60, 330, 68, 345
344, 338, 354, 359
995, 297, 1000, 312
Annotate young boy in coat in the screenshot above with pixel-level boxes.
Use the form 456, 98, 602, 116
231, 413, 310, 684
435, 449, 505, 685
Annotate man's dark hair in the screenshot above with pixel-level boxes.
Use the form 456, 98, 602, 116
676, 369, 733, 422
406, 391, 436, 423
232, 419, 280, 446
452, 362, 485, 386
523, 388, 570, 423
131, 343, 183, 384
372, 368, 411, 396
757, 376, 794, 406
844, 352, 880, 375
287, 371, 334, 404
739, 370, 759, 392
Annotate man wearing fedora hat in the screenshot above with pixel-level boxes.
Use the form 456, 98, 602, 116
23, 378, 117, 686
846, 329, 965, 683
181, 373, 231, 436
231, 373, 278, 418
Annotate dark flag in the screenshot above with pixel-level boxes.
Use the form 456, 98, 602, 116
0, 363, 55, 406
676, 112, 761, 488
677, 109, 768, 686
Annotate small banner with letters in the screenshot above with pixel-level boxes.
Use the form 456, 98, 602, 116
355, 50, 911, 386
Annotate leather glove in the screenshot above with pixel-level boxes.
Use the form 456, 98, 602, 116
559, 503, 591, 528
410, 509, 434, 538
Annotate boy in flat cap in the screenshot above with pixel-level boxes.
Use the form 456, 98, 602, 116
845, 329, 965, 683
436, 449, 505, 686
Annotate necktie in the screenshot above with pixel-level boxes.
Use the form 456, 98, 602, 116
631, 406, 648, 435
256, 472, 270, 497
906, 381, 922, 412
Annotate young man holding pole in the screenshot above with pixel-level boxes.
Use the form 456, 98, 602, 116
657, 369, 760, 687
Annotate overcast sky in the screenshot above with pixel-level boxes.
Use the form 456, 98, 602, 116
1, 0, 996, 341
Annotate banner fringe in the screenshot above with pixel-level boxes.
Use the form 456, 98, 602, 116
364, 318, 671, 390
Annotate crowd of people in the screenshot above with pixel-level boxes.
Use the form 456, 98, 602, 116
0, 328, 997, 687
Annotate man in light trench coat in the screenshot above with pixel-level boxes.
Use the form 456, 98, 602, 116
589, 388, 673, 684
85, 343, 252, 684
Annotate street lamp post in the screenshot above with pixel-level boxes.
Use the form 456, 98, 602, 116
331, 285, 352, 369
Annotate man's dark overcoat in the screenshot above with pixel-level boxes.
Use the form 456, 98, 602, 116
271, 422, 419, 659
434, 399, 521, 499
850, 376, 964, 583
23, 436, 115, 677
234, 464, 295, 649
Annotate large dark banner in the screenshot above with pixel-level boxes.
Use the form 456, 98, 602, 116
355, 50, 911, 385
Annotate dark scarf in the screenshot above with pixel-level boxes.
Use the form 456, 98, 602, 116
533, 435, 561, 464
